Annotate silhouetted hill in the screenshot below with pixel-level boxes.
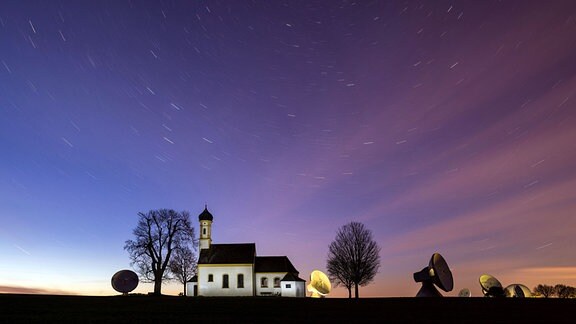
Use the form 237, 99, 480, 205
1, 294, 574, 323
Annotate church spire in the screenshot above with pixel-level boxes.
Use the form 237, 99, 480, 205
199, 205, 213, 221
199, 206, 213, 249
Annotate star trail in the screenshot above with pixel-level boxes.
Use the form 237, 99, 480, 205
1, 1, 576, 297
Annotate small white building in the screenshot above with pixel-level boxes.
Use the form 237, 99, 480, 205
186, 207, 305, 297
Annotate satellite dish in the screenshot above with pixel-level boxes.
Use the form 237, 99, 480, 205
504, 284, 532, 298
413, 253, 454, 297
479, 274, 504, 297
111, 270, 139, 295
307, 270, 331, 298
458, 288, 471, 297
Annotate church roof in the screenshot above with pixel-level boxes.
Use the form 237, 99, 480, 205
198, 206, 213, 221
281, 273, 305, 282
255, 256, 299, 274
198, 243, 256, 264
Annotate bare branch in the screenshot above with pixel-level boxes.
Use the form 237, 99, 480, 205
326, 222, 380, 298
124, 209, 196, 295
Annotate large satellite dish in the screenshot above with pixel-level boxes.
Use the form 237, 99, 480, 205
307, 270, 331, 298
504, 284, 532, 298
413, 253, 454, 297
458, 288, 471, 297
111, 269, 139, 295
479, 274, 504, 297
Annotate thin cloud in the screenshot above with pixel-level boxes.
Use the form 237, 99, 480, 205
0, 285, 73, 295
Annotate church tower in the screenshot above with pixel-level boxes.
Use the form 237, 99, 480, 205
199, 205, 213, 250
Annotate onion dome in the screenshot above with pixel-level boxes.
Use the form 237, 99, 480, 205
199, 205, 213, 221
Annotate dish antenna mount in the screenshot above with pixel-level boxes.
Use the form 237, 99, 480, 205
504, 284, 531, 298
479, 274, 532, 298
479, 274, 505, 297
111, 269, 139, 295
413, 253, 454, 297
307, 270, 331, 298
458, 288, 471, 297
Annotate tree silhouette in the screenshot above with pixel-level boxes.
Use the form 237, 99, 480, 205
554, 284, 576, 298
124, 209, 195, 295
169, 245, 197, 296
326, 221, 380, 298
533, 284, 555, 298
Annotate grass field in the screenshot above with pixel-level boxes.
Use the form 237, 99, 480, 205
1, 294, 574, 323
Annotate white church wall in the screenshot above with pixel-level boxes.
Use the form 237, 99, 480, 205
280, 281, 305, 297
295, 281, 306, 297
186, 282, 197, 297
198, 264, 254, 296
280, 281, 296, 297
255, 272, 285, 296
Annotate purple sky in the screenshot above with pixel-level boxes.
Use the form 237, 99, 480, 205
2, 1, 576, 297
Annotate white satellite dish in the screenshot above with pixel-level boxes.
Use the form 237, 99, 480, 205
111, 269, 139, 295
307, 270, 331, 298
479, 274, 504, 297
413, 253, 454, 297
458, 288, 471, 297
504, 284, 532, 298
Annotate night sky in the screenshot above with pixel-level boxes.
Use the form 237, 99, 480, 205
2, 1, 576, 297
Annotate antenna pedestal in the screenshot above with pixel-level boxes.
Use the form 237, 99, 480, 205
412, 253, 453, 297
416, 281, 443, 297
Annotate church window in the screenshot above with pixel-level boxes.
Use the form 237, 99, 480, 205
208, 274, 213, 282
286, 284, 291, 289
203, 228, 206, 235
223, 274, 229, 288
274, 277, 281, 288
237, 274, 244, 288
261, 277, 268, 288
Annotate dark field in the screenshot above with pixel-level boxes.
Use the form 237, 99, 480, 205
1, 294, 574, 323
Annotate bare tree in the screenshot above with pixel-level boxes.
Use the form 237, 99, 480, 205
327, 258, 354, 298
554, 284, 576, 298
565, 286, 576, 298
169, 245, 197, 296
326, 221, 380, 298
124, 209, 195, 295
533, 284, 555, 298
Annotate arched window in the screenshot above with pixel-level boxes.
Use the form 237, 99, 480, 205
203, 228, 207, 235
208, 274, 213, 282
223, 274, 229, 288
274, 277, 281, 288
261, 277, 268, 288
237, 274, 244, 288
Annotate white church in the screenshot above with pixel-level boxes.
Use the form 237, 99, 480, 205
186, 206, 306, 297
